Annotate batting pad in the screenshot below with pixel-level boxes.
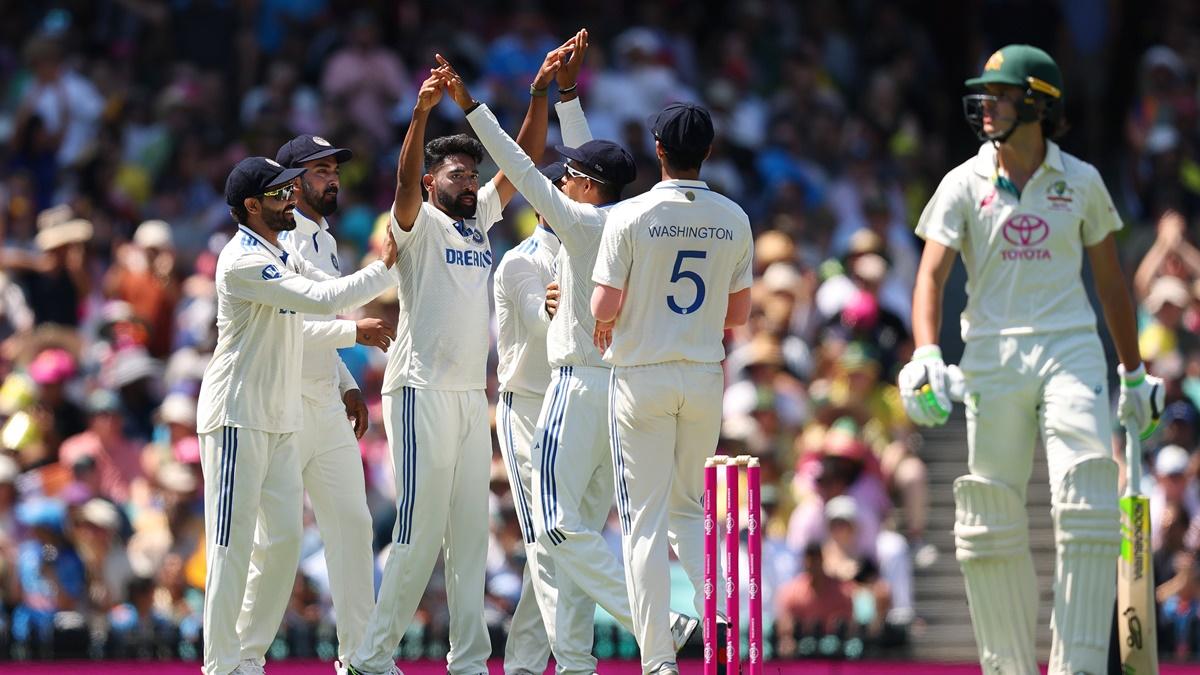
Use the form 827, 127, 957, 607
1049, 455, 1119, 675
954, 475, 1039, 675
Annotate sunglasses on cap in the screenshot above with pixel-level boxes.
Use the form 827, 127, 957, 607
260, 183, 296, 201
564, 163, 608, 185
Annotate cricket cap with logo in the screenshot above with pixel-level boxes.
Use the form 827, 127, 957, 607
966, 44, 1064, 102
224, 157, 306, 207
554, 140, 637, 186
275, 134, 353, 168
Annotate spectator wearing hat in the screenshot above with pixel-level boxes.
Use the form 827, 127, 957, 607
104, 220, 180, 358
59, 390, 145, 504
1140, 275, 1193, 364
3, 206, 93, 328
1153, 444, 1192, 549
74, 498, 133, 616
28, 347, 87, 449
821, 495, 895, 635
724, 336, 808, 454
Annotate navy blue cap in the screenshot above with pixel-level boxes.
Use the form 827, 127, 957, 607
539, 162, 567, 184
225, 157, 306, 207
275, 135, 353, 168
554, 140, 637, 186
650, 102, 714, 154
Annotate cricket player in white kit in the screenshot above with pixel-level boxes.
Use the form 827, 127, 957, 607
492, 165, 571, 674
236, 136, 396, 675
348, 45, 574, 675
198, 157, 398, 675
592, 103, 753, 675
439, 38, 698, 667
899, 45, 1164, 675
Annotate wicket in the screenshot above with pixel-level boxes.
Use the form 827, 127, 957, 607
704, 455, 763, 675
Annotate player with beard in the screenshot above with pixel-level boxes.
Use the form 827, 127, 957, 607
347, 41, 576, 675
234, 136, 396, 675
197, 157, 398, 675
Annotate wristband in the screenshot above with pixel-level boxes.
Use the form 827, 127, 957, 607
530, 84, 549, 97
1122, 363, 1146, 386
912, 344, 942, 361
464, 100, 482, 114
558, 83, 578, 94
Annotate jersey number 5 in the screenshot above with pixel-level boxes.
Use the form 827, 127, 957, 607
667, 249, 707, 315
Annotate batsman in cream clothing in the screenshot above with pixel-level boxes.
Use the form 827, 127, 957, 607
900, 45, 1163, 675
592, 103, 753, 675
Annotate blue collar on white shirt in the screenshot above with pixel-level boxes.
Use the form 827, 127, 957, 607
237, 225, 290, 265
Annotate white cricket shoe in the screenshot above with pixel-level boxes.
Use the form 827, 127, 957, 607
235, 660, 266, 675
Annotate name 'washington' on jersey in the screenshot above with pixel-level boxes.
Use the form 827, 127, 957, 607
593, 179, 753, 367
382, 182, 503, 393
915, 140, 1122, 341
197, 226, 392, 434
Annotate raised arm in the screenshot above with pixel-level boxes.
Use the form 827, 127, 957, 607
392, 72, 444, 231
434, 41, 571, 208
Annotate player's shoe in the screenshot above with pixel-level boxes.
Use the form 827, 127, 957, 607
649, 663, 680, 675
345, 664, 402, 675
234, 660, 266, 675
669, 610, 700, 651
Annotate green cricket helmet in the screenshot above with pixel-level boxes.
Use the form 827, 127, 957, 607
962, 44, 1064, 142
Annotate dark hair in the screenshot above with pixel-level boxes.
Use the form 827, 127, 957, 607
424, 134, 484, 172
230, 203, 249, 225
803, 542, 823, 559
661, 144, 706, 173
596, 181, 624, 203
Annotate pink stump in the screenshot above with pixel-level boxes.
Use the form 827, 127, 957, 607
725, 461, 740, 674
703, 460, 718, 675
746, 461, 763, 675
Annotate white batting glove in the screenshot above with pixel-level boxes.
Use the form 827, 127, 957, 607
1117, 363, 1165, 440
899, 345, 952, 427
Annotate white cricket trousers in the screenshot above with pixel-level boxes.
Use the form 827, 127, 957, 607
239, 392, 375, 666
200, 426, 303, 675
960, 330, 1117, 675
352, 387, 491, 675
609, 362, 723, 674
497, 391, 594, 675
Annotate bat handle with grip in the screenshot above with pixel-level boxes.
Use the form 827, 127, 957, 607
1125, 424, 1142, 498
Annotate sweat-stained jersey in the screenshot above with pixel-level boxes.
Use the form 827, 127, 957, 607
197, 225, 392, 434
592, 180, 753, 367
915, 140, 1122, 341
495, 227, 560, 396
381, 183, 503, 393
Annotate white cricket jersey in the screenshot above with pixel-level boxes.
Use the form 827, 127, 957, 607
282, 210, 359, 403
494, 227, 559, 396
197, 225, 392, 434
593, 180, 753, 367
915, 141, 1122, 341
467, 99, 609, 369
381, 183, 503, 393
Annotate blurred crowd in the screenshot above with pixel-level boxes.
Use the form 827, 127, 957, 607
1, 0, 1200, 664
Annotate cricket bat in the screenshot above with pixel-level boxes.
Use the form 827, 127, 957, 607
1118, 427, 1158, 674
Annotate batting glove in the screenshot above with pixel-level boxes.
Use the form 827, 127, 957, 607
1117, 363, 1165, 440
899, 345, 952, 427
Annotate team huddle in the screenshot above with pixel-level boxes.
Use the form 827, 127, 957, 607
200, 29, 1169, 675
197, 30, 752, 675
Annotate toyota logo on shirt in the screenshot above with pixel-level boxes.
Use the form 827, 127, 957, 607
1001, 214, 1052, 261
1002, 214, 1049, 246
